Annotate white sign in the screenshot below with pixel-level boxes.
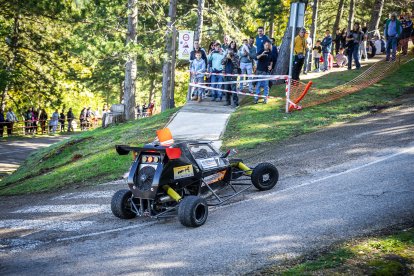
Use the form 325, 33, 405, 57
178, 30, 194, 60
289, 2, 305, 28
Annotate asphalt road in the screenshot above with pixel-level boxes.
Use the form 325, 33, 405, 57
0, 136, 68, 178
0, 96, 413, 275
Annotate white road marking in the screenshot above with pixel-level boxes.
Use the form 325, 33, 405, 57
12, 204, 111, 214
52, 191, 114, 200
0, 219, 94, 232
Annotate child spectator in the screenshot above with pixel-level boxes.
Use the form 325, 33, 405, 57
312, 40, 322, 72
336, 47, 348, 67
190, 51, 206, 102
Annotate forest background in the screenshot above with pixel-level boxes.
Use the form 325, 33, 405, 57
0, 0, 412, 119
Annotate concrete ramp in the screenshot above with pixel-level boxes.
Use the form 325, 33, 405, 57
166, 100, 235, 149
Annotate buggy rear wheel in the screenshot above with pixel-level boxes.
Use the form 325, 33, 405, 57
111, 189, 137, 219
251, 163, 279, 191
178, 196, 208, 227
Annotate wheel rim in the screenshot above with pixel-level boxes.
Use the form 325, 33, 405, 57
194, 203, 207, 223
260, 170, 275, 186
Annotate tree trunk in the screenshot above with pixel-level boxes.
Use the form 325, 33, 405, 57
347, 0, 355, 31
269, 18, 274, 38
332, 0, 344, 34
368, 0, 384, 38
123, 0, 138, 120
1, 12, 20, 111
310, 0, 319, 46
194, 0, 205, 43
161, 0, 177, 112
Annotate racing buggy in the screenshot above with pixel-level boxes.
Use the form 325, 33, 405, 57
111, 128, 279, 227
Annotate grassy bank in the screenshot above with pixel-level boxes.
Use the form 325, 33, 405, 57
259, 227, 414, 275
0, 108, 178, 196
223, 58, 414, 157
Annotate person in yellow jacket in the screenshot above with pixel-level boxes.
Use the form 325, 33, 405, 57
292, 28, 307, 81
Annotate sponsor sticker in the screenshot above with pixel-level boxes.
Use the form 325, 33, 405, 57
202, 170, 226, 186
200, 158, 218, 169
173, 165, 194, 179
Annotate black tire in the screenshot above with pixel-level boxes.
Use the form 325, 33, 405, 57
251, 162, 279, 191
111, 189, 137, 219
178, 196, 208, 227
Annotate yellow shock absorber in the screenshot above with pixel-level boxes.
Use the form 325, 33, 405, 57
162, 185, 182, 202
237, 162, 252, 175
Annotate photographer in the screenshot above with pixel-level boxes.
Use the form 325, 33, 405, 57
292, 28, 307, 80
221, 48, 240, 107
255, 41, 274, 104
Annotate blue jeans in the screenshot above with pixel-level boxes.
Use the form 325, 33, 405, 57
210, 74, 223, 99
193, 76, 204, 96
255, 70, 269, 101
240, 62, 253, 92
303, 49, 311, 73
386, 36, 398, 60
347, 44, 360, 69
323, 52, 329, 70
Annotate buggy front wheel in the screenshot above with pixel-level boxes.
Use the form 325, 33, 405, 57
251, 163, 279, 191
178, 196, 208, 227
111, 189, 137, 219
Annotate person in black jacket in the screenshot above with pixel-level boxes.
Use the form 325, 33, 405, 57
221, 48, 240, 107
59, 110, 65, 132
334, 29, 342, 55
67, 108, 74, 132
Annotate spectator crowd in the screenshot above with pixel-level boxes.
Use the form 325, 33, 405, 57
0, 106, 107, 137
189, 12, 413, 106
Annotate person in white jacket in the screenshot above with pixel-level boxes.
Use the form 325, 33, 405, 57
50, 109, 59, 134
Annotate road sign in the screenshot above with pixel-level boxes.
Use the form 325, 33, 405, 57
178, 30, 194, 60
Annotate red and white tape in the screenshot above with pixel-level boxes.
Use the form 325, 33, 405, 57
190, 71, 289, 79
191, 77, 278, 86
189, 83, 283, 100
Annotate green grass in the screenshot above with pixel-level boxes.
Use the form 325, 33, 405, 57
260, 228, 414, 275
223, 58, 414, 157
0, 108, 178, 195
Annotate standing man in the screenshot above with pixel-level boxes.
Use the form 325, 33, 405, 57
238, 39, 256, 92
189, 41, 207, 65
292, 28, 307, 80
208, 42, 225, 102
255, 27, 270, 54
6, 108, 18, 136
59, 110, 65, 132
222, 35, 231, 51
302, 31, 312, 74
321, 30, 332, 71
221, 48, 240, 107
67, 108, 74, 132
400, 13, 413, 56
255, 41, 274, 104
385, 12, 402, 61
334, 29, 342, 54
